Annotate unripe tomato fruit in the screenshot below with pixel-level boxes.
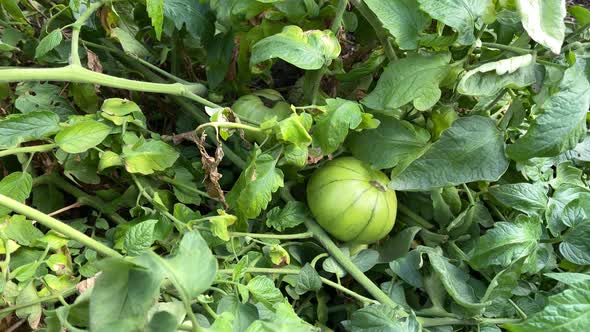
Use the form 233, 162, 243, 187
306, 157, 397, 244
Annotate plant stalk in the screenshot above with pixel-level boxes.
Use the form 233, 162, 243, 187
480, 42, 533, 55
397, 203, 435, 229
0, 65, 208, 98
0, 143, 58, 158
350, 0, 397, 61
0, 287, 78, 315
304, 0, 348, 104
33, 174, 127, 224
217, 267, 378, 305
0, 194, 121, 258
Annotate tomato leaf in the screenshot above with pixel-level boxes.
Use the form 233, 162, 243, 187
227, 150, 284, 220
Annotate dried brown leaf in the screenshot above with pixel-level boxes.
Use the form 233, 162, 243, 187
196, 132, 228, 209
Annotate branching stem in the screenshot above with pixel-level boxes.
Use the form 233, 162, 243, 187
0, 194, 121, 257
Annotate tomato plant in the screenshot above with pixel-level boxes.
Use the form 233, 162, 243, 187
0, 0, 590, 331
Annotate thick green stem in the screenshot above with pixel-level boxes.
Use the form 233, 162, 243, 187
481, 42, 533, 55
114, 54, 247, 169
0, 65, 207, 97
304, 0, 348, 104
351, 0, 397, 61
217, 267, 377, 305
397, 203, 435, 229
196, 122, 264, 134
330, 0, 349, 33
33, 174, 127, 224
159, 176, 214, 199
420, 317, 522, 327
302, 217, 398, 307
0, 143, 57, 158
0, 194, 121, 257
0, 287, 77, 315
279, 186, 399, 307
69, 0, 106, 65
81, 40, 192, 85
229, 231, 314, 240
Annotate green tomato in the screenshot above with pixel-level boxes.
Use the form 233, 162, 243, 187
306, 157, 397, 244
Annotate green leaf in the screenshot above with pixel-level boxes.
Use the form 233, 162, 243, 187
101, 98, 141, 116
470, 215, 541, 269
227, 150, 284, 220
569, 5, 590, 26
347, 304, 409, 331
560, 222, 590, 265
70, 83, 99, 114
348, 115, 430, 169
216, 296, 258, 332
0, 111, 61, 149
124, 219, 158, 256
35, 29, 63, 58
163, 0, 213, 42
268, 244, 290, 265
546, 185, 590, 235
4, 215, 43, 246
458, 55, 536, 96
482, 257, 525, 302
417, 0, 489, 45
488, 183, 548, 216
64, 153, 100, 185
15, 282, 42, 328
171, 168, 201, 205
545, 272, 590, 287
146, 0, 164, 40
362, 53, 451, 111
98, 151, 124, 171
15, 83, 75, 120
110, 27, 151, 58
426, 249, 488, 309
507, 58, 590, 160
504, 280, 590, 332
0, 172, 33, 217
516, 0, 566, 54
55, 119, 111, 153
276, 113, 312, 147
148, 311, 177, 332
391, 116, 509, 191
209, 211, 237, 241
89, 258, 162, 331
265, 201, 307, 232
146, 231, 217, 300
295, 264, 322, 295
246, 276, 285, 309
377, 226, 422, 263
364, 0, 430, 50
122, 139, 180, 175
312, 98, 362, 155
250, 26, 341, 70
206, 32, 234, 89
389, 250, 424, 288
1, 0, 27, 21
244, 302, 319, 332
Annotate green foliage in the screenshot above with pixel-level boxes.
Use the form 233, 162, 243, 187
0, 0, 589, 330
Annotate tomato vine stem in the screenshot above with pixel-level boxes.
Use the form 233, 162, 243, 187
0, 287, 78, 316
217, 267, 378, 305
0, 143, 57, 158
0, 194, 121, 258
33, 173, 127, 224
279, 186, 399, 309
304, 0, 349, 104
350, 0, 397, 61
196, 122, 264, 134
